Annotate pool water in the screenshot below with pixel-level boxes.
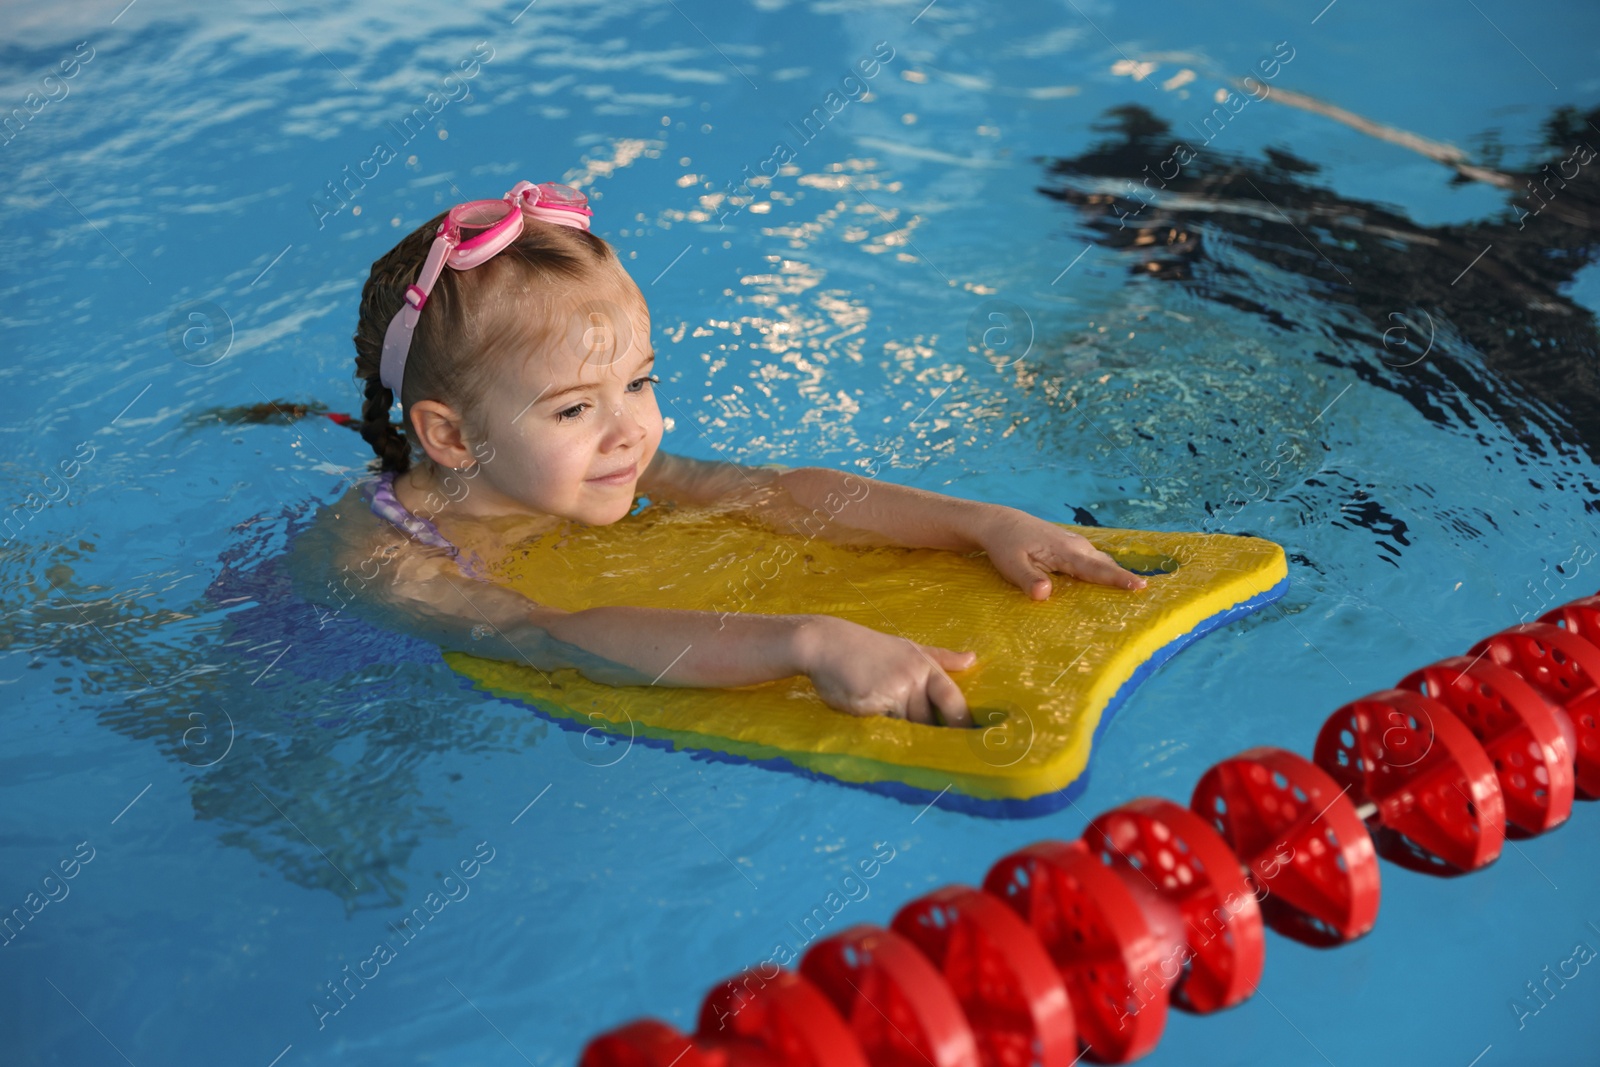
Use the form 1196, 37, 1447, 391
3, 0, 1599, 1064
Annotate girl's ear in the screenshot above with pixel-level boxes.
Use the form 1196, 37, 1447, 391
408, 399, 478, 469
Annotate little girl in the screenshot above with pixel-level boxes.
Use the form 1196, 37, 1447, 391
290, 179, 1147, 728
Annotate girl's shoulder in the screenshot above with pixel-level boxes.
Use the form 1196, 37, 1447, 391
354, 470, 501, 582
285, 474, 427, 597
324, 473, 393, 538
285, 474, 506, 626
297, 473, 383, 538
366, 469, 459, 555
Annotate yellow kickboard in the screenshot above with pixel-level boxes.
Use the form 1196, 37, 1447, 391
445, 502, 1287, 812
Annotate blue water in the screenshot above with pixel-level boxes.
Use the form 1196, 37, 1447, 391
4, 0, 1600, 1064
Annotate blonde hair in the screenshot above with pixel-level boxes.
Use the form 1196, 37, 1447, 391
351, 212, 627, 474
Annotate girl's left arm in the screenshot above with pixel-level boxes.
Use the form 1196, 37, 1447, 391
642, 452, 1146, 597
637, 449, 782, 506
770, 466, 1148, 596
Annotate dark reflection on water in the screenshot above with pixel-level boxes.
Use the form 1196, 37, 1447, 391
1038, 102, 1600, 484
4, 503, 546, 913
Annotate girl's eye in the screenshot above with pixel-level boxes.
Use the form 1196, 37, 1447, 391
555, 374, 660, 422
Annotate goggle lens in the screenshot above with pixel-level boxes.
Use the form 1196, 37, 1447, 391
450, 199, 516, 237
532, 182, 587, 209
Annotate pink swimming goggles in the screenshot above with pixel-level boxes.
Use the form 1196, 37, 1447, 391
379, 180, 594, 398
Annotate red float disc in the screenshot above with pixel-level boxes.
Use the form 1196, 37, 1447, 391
983, 840, 1170, 1064
1470, 622, 1600, 798
1539, 595, 1600, 650
1190, 747, 1379, 945
698, 968, 868, 1067
800, 925, 981, 1067
1398, 656, 1575, 834
891, 885, 1076, 1067
1084, 799, 1266, 1014
579, 1021, 721, 1067
1313, 688, 1506, 871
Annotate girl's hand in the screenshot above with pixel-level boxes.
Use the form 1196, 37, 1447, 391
972, 506, 1148, 599
796, 616, 977, 727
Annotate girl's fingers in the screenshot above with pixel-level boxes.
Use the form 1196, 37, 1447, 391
986, 548, 1052, 600
1092, 555, 1148, 590
1058, 547, 1148, 591
903, 685, 933, 726
927, 669, 972, 728
932, 645, 978, 671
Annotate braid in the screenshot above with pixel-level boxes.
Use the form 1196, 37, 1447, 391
352, 211, 449, 475
358, 375, 411, 474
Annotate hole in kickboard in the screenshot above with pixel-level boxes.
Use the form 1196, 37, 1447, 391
967, 704, 1016, 733
1105, 542, 1183, 576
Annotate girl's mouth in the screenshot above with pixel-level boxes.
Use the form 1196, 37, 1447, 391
587, 461, 637, 486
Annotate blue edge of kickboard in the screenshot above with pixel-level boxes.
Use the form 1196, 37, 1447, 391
462, 572, 1292, 820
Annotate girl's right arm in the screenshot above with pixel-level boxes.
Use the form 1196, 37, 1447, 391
287, 486, 974, 724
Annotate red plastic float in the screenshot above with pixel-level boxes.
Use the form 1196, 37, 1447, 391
1539, 594, 1600, 649
1470, 621, 1600, 798
698, 968, 869, 1067
1397, 656, 1575, 834
580, 592, 1600, 1067
578, 1021, 720, 1067
580, 969, 869, 1067
1191, 747, 1380, 945
890, 885, 1076, 1067
1313, 688, 1506, 871
800, 924, 981, 1067
1084, 798, 1266, 1013
984, 840, 1176, 1064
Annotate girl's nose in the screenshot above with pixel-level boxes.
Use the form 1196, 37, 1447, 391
606, 405, 648, 444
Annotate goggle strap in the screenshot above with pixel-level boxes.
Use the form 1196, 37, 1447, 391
378, 308, 415, 397
527, 203, 594, 230
378, 180, 593, 398
378, 233, 457, 394
411, 234, 456, 307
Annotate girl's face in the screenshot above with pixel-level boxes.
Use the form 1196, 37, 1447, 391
470, 275, 664, 527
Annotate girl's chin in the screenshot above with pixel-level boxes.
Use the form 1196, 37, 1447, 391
564, 499, 637, 528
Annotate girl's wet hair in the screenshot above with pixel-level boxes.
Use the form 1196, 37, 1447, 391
352, 210, 624, 474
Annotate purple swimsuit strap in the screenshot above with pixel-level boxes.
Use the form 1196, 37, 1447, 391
368, 470, 490, 581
